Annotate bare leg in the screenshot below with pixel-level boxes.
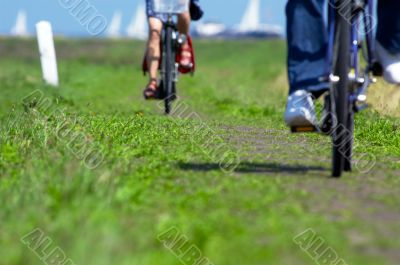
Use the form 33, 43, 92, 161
177, 12, 192, 68
177, 11, 190, 35
147, 17, 163, 86
144, 17, 163, 98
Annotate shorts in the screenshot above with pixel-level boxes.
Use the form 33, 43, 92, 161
145, 0, 167, 22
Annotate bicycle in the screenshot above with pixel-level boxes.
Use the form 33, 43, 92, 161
292, 0, 382, 177
153, 0, 192, 114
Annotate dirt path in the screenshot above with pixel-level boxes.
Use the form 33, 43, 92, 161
216, 123, 400, 263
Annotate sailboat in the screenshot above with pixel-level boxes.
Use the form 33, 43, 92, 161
126, 4, 148, 40
194, 20, 227, 38
11, 10, 29, 37
232, 0, 283, 39
107, 11, 123, 38
194, 0, 282, 39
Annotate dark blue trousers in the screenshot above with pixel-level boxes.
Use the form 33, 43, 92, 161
286, 0, 400, 94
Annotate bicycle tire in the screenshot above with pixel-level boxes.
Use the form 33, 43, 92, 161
344, 111, 354, 171
331, 2, 351, 178
164, 26, 174, 115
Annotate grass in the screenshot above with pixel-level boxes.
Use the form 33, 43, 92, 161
0, 37, 399, 265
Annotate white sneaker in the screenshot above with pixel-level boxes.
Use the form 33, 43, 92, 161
376, 42, 400, 85
284, 90, 317, 127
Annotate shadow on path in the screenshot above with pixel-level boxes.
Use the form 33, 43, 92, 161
178, 161, 327, 175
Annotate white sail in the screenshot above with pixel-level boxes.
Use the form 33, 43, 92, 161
238, 0, 260, 32
126, 3, 148, 40
11, 10, 29, 37
107, 11, 123, 38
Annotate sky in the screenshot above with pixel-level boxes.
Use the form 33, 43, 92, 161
0, 0, 286, 36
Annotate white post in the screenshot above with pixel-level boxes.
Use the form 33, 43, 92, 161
36, 21, 59, 87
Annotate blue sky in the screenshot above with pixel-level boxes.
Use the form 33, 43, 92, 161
0, 0, 286, 36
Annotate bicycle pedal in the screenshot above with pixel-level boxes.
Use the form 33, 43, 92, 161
370, 61, 383, 77
291, 126, 318, 133
356, 103, 368, 112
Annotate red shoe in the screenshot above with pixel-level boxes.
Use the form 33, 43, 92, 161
143, 79, 160, 100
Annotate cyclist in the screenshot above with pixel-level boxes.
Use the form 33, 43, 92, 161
143, 0, 203, 99
284, 0, 400, 127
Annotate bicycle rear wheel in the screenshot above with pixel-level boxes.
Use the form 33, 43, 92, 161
331, 3, 352, 177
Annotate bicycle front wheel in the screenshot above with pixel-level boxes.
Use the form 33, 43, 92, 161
331, 2, 351, 177
164, 26, 174, 115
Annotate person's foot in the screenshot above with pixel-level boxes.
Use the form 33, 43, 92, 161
376, 42, 400, 84
284, 90, 317, 127
179, 44, 193, 69
143, 79, 159, 100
